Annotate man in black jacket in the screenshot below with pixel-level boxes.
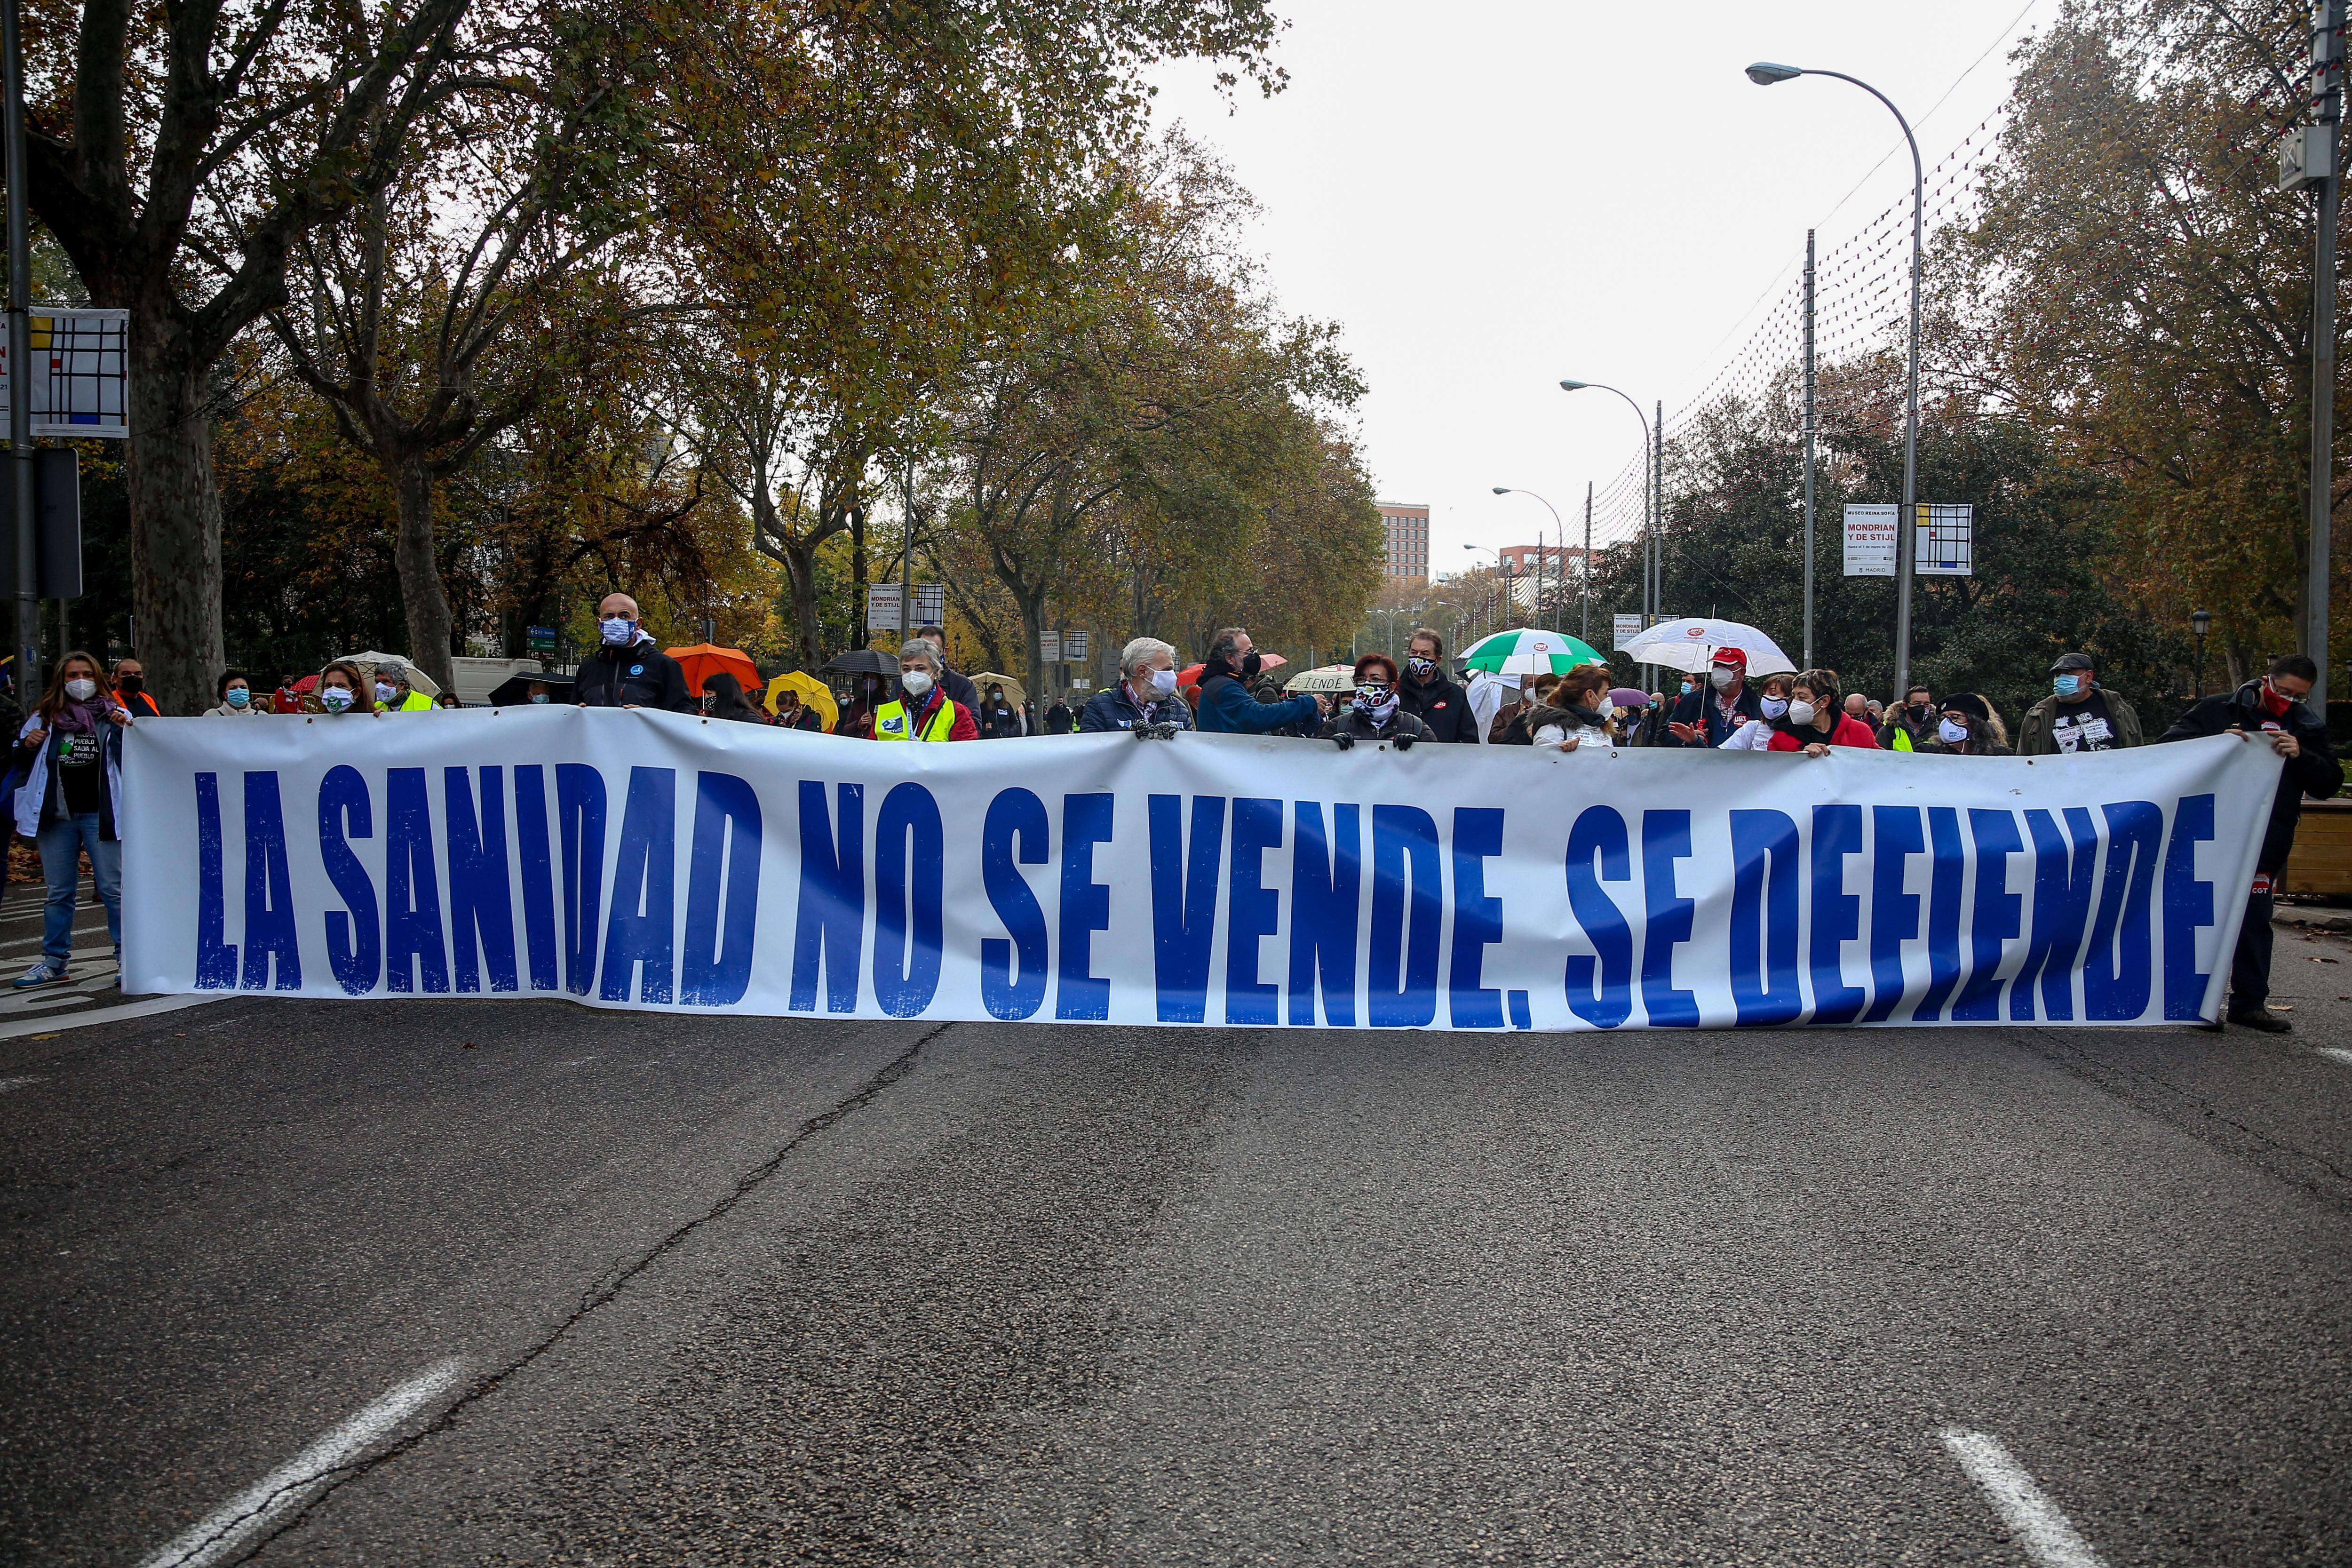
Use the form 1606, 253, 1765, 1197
575, 592, 692, 711
2158, 653, 2344, 1032
915, 623, 981, 714
1396, 628, 1478, 743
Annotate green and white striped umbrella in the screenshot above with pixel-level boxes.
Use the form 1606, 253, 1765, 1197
1460, 628, 1608, 675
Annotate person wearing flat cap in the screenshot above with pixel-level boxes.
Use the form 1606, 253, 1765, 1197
1919, 692, 2013, 756
2017, 652, 2141, 756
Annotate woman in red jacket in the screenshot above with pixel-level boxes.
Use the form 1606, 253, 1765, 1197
1767, 669, 1882, 756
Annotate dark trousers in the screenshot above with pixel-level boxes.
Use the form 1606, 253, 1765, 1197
2229, 881, 2275, 1012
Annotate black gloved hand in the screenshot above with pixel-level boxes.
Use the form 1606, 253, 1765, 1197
1332, 731, 1354, 751
1393, 732, 1415, 752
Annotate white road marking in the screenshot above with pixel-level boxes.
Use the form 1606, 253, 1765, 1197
1939, 1426, 2108, 1568
0, 1074, 41, 1092
2315, 1047, 2352, 1068
137, 1359, 465, 1568
0, 993, 215, 1042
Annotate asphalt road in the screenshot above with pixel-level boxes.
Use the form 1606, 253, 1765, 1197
5, 906, 2352, 1565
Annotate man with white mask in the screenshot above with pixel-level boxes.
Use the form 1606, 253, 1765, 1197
1080, 637, 1192, 735
574, 591, 691, 711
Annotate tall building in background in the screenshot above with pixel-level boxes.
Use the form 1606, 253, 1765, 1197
1379, 501, 1429, 583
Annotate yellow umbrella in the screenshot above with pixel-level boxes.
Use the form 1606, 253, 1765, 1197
969, 672, 1027, 709
765, 670, 837, 732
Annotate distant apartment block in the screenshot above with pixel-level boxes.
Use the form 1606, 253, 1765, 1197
1380, 501, 1429, 582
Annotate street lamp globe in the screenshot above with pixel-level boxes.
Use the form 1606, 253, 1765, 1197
2191, 607, 2212, 638
1746, 61, 1804, 85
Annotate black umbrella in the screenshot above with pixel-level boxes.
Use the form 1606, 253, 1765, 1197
487, 671, 576, 707
819, 649, 900, 677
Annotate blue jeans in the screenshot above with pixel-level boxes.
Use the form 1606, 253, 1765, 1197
37, 812, 121, 967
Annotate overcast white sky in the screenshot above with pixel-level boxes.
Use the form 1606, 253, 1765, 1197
1147, 0, 2044, 568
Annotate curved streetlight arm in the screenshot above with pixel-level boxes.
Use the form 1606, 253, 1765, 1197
1492, 487, 1565, 537
1752, 62, 1924, 701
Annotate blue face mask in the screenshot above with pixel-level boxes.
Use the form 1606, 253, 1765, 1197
2053, 674, 2082, 696
1679, 680, 1696, 696
225, 687, 249, 708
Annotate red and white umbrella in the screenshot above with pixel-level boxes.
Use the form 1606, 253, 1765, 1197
1615, 618, 1796, 676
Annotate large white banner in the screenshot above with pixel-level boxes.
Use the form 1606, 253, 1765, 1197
120, 712, 2279, 1031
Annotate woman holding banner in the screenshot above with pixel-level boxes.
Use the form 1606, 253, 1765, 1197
1319, 654, 1430, 749
1766, 670, 1881, 756
10, 652, 133, 988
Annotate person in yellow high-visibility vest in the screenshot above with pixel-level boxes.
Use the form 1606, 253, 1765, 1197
870, 639, 977, 742
374, 660, 435, 712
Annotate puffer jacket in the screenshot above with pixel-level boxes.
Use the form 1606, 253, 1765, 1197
1318, 706, 1433, 745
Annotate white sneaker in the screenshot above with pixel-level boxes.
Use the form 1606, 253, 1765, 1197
13, 960, 66, 989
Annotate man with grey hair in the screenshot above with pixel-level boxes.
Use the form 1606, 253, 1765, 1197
1081, 635, 1191, 734
1195, 625, 1319, 735
871, 636, 977, 741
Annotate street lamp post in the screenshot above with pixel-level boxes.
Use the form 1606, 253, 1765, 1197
1748, 60, 1924, 703
1558, 380, 1656, 682
1493, 487, 1565, 633
2192, 607, 2211, 699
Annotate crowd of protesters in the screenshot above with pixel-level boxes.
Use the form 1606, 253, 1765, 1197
13, 592, 2336, 1035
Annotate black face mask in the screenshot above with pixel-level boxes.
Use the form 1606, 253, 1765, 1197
117, 675, 143, 695
1240, 650, 1262, 680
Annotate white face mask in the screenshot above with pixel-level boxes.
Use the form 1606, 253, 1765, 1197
375, 682, 399, 703
1143, 667, 1177, 696
901, 669, 934, 699
64, 678, 95, 700
321, 686, 356, 712
1760, 696, 1788, 719
1709, 668, 1736, 690
1787, 700, 1817, 727
1939, 717, 1970, 744
600, 616, 636, 646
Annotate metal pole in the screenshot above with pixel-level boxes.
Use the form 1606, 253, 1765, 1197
2309, 0, 2344, 708
1581, 481, 1593, 644
2, 0, 36, 696
1803, 226, 1818, 669
1770, 70, 1923, 700
1654, 400, 1665, 629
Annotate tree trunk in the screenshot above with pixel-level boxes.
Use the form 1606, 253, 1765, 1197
124, 314, 225, 717
850, 501, 869, 649
1020, 590, 1047, 697
784, 542, 824, 670
389, 456, 457, 690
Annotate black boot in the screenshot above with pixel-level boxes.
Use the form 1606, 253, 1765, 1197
2225, 1006, 2293, 1034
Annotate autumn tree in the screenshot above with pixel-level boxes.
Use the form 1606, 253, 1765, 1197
1957, 0, 2340, 675
19, 0, 505, 712
264, 13, 652, 688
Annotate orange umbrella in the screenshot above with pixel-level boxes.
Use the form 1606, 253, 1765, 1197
666, 644, 761, 697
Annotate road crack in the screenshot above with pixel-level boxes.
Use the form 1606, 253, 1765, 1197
2013, 1027, 2352, 1210
215, 1020, 952, 1564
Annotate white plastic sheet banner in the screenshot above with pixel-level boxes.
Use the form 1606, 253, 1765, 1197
120, 713, 2279, 1031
